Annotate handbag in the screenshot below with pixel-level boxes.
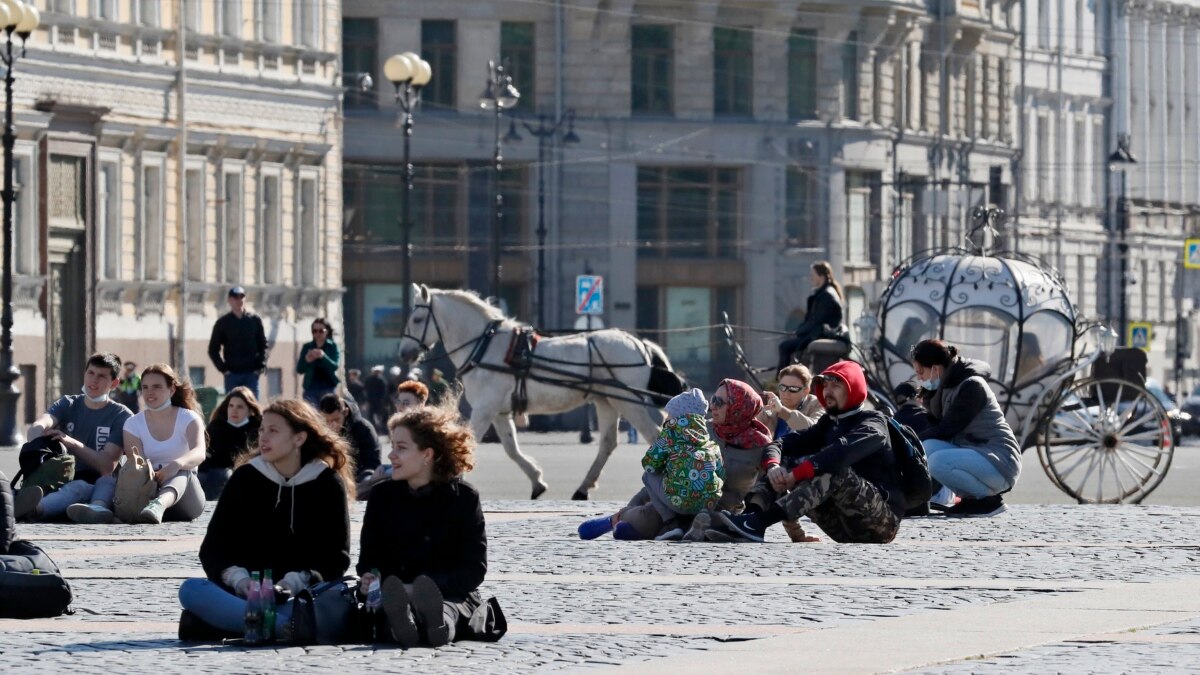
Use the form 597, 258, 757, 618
287, 576, 358, 645
113, 449, 158, 523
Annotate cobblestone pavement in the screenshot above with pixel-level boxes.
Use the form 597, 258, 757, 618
2, 501, 1199, 673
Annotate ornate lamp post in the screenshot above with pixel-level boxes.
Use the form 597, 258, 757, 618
507, 110, 579, 328
478, 60, 519, 304
383, 52, 432, 323
1108, 134, 1137, 344
0, 0, 39, 449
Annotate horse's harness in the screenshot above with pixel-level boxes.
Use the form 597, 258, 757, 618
403, 298, 671, 412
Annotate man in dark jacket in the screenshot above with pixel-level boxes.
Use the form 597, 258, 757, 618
711, 360, 903, 543
208, 286, 268, 398
318, 393, 382, 484
364, 365, 389, 432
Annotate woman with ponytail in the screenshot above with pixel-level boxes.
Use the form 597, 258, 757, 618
179, 398, 353, 641
777, 261, 846, 372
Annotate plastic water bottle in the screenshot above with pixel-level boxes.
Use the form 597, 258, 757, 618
244, 572, 263, 645
365, 569, 383, 641
261, 569, 276, 642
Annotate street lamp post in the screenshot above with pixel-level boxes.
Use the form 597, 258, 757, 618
507, 110, 579, 328
0, 1, 39, 449
384, 52, 432, 323
478, 60, 519, 304
1108, 134, 1137, 344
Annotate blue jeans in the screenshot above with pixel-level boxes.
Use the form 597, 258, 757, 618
178, 578, 294, 634
924, 439, 1014, 499
41, 476, 117, 519
224, 372, 260, 400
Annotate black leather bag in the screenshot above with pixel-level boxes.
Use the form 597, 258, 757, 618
287, 576, 358, 645
0, 539, 74, 618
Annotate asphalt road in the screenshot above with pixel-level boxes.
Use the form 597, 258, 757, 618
4, 430, 1198, 506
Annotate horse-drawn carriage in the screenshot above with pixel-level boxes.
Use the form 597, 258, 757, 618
725, 207, 1174, 504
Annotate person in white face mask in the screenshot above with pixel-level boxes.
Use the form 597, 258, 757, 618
14, 353, 134, 523
198, 387, 263, 500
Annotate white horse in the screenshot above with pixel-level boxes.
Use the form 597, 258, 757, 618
398, 285, 676, 499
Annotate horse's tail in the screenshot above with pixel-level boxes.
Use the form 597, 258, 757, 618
639, 337, 687, 402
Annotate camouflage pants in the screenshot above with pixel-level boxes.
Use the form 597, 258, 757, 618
746, 468, 900, 544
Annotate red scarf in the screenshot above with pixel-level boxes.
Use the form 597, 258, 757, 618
713, 379, 772, 449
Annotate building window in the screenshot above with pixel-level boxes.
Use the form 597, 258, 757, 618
260, 173, 282, 285
1075, 0, 1086, 53
1092, 118, 1105, 208
636, 167, 741, 259
962, 59, 975, 137
297, 174, 318, 286
787, 29, 817, 121
99, 160, 120, 279
221, 0, 239, 38
52, 0, 74, 14
1074, 118, 1088, 206
845, 172, 880, 265
94, 0, 117, 20
12, 154, 36, 276
183, 0, 199, 30
998, 61, 1009, 140
501, 22, 535, 111
841, 32, 859, 121
138, 0, 158, 26
422, 20, 457, 110
981, 58, 991, 138
631, 24, 673, 115
255, 0, 280, 42
343, 18, 377, 108
140, 162, 165, 281
412, 165, 463, 251
185, 167, 205, 282
1037, 0, 1050, 49
1036, 114, 1051, 202
298, 0, 320, 48
785, 167, 818, 246
497, 167, 528, 247
713, 27, 752, 117
221, 169, 244, 284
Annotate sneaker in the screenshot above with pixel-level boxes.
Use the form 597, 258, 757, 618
577, 515, 614, 540
410, 575, 449, 647
945, 494, 1007, 518
930, 484, 957, 509
14, 486, 43, 521
381, 576, 419, 648
136, 498, 167, 524
68, 502, 115, 524
711, 510, 766, 543
682, 512, 711, 542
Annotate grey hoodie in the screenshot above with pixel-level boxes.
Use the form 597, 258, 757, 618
921, 357, 1022, 484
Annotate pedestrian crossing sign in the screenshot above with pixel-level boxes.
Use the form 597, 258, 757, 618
1128, 322, 1153, 352
576, 275, 604, 315
1185, 239, 1200, 269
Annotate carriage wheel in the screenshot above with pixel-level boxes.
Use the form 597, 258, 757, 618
1037, 377, 1174, 504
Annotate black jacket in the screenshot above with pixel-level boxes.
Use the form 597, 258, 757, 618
199, 460, 350, 587
893, 402, 933, 436
768, 408, 906, 518
794, 284, 845, 349
364, 373, 388, 404
208, 312, 269, 374
357, 479, 486, 602
201, 419, 261, 470
341, 407, 381, 477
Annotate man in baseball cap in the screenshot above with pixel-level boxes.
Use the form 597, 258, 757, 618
208, 285, 267, 398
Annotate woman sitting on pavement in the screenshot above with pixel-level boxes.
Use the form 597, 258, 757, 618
198, 387, 262, 501
81, 365, 208, 524
577, 389, 724, 541
706, 379, 774, 514
355, 404, 504, 648
911, 339, 1021, 517
356, 380, 432, 500
759, 364, 824, 440
178, 399, 353, 640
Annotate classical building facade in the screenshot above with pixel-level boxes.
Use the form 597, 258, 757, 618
5, 0, 342, 423
342, 0, 1018, 388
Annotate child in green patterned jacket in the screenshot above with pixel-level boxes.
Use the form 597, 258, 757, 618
577, 389, 724, 541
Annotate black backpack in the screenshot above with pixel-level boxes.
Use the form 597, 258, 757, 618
0, 539, 74, 618
884, 416, 933, 512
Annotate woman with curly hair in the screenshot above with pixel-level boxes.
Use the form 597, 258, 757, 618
198, 386, 263, 500
177, 398, 353, 640
355, 404, 504, 647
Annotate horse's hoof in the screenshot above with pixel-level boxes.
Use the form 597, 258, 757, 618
571, 490, 589, 501
531, 483, 548, 500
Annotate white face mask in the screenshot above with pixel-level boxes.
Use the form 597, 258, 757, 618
228, 417, 251, 428
146, 398, 174, 413
81, 386, 110, 404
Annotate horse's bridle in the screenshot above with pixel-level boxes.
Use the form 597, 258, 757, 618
401, 297, 492, 367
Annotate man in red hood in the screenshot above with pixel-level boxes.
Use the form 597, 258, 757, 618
710, 361, 905, 543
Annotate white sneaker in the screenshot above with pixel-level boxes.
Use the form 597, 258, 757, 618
930, 485, 956, 509
67, 502, 115, 524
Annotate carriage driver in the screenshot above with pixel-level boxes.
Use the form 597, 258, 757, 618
707, 361, 905, 543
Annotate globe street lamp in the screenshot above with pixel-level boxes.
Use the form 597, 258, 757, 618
0, 0, 39, 449
384, 52, 432, 324
478, 60, 519, 304
506, 110, 579, 328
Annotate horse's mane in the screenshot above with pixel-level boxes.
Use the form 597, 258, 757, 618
436, 288, 513, 323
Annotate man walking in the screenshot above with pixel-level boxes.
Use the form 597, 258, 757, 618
208, 286, 268, 398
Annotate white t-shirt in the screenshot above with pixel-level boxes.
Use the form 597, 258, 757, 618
125, 407, 205, 469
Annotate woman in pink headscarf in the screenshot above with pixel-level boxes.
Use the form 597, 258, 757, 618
708, 379, 773, 513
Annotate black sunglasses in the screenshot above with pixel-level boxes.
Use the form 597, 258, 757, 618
777, 384, 806, 394
710, 395, 729, 409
